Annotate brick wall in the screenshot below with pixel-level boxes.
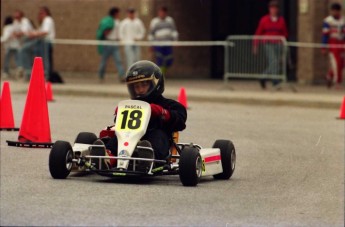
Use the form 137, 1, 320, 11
297, 0, 343, 84
1, 0, 211, 79
296, 0, 322, 83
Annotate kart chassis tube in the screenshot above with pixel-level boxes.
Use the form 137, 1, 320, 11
82, 156, 167, 163
81, 156, 168, 175
72, 143, 203, 175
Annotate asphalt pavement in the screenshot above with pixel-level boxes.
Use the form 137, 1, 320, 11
0, 92, 344, 226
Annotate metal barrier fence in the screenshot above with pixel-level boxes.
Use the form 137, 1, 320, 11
224, 35, 288, 83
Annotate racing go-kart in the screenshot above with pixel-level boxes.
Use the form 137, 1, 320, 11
49, 100, 236, 186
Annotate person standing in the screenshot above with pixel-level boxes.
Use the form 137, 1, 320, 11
119, 8, 145, 69
322, 3, 345, 89
148, 6, 178, 75
1, 16, 20, 78
13, 10, 34, 79
20, 7, 55, 81
96, 7, 125, 82
37, 6, 55, 80
253, 0, 288, 89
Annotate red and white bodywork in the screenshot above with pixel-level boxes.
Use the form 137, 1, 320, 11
199, 148, 223, 176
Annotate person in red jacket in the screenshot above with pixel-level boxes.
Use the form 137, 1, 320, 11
253, 0, 288, 89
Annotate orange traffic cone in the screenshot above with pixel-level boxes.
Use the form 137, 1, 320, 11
0, 81, 19, 131
338, 96, 345, 120
178, 87, 188, 109
46, 82, 54, 102
7, 57, 54, 148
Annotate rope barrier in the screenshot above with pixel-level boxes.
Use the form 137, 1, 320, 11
51, 38, 344, 49
52, 39, 229, 47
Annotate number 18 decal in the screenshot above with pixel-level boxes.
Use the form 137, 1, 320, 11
117, 110, 143, 130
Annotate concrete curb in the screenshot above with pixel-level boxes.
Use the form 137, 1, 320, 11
17, 88, 339, 110
10, 78, 342, 109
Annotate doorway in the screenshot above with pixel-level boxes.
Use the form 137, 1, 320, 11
210, 0, 297, 80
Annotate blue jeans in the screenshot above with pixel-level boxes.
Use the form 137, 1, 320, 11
124, 45, 140, 69
3, 48, 19, 74
154, 46, 173, 67
19, 38, 36, 78
20, 38, 52, 80
98, 45, 125, 79
262, 43, 282, 85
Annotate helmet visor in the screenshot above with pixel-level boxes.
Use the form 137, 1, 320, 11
127, 76, 157, 99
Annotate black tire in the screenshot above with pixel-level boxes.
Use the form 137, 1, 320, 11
213, 140, 236, 180
179, 147, 202, 186
49, 140, 74, 179
74, 132, 97, 144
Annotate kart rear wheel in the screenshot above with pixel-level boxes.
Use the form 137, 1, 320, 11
179, 147, 202, 186
49, 141, 74, 179
213, 140, 236, 180
74, 132, 97, 144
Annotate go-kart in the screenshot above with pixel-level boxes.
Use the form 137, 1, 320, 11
49, 100, 236, 186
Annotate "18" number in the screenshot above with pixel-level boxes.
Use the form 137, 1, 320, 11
120, 110, 142, 129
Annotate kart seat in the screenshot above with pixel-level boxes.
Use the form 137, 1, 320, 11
169, 132, 179, 162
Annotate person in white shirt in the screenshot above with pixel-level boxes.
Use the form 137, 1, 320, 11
13, 10, 35, 79
21, 6, 55, 80
119, 8, 145, 69
97, 7, 125, 82
36, 6, 55, 80
148, 6, 178, 75
13, 10, 34, 36
1, 16, 20, 78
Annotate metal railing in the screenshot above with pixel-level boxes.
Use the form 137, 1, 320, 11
224, 35, 288, 83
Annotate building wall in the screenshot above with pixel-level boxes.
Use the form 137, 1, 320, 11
1, 0, 342, 82
0, 0, 212, 79
152, 0, 212, 78
297, 0, 343, 84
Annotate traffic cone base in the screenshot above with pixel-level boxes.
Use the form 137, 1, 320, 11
1, 127, 19, 131
337, 96, 345, 120
6, 140, 53, 148
0, 81, 19, 130
7, 57, 53, 148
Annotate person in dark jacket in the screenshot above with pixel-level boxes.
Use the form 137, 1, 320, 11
93, 60, 187, 169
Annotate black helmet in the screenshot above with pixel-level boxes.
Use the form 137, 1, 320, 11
125, 60, 165, 101
331, 3, 342, 11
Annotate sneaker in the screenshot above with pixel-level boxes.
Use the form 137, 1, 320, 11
327, 79, 333, 89
136, 140, 154, 172
15, 67, 24, 79
90, 139, 114, 170
334, 83, 344, 90
260, 80, 266, 90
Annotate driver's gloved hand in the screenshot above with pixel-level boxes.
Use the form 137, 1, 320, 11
150, 104, 171, 122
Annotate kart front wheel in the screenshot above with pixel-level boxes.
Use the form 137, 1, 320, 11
213, 140, 236, 180
49, 141, 74, 179
74, 132, 97, 144
179, 147, 202, 186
